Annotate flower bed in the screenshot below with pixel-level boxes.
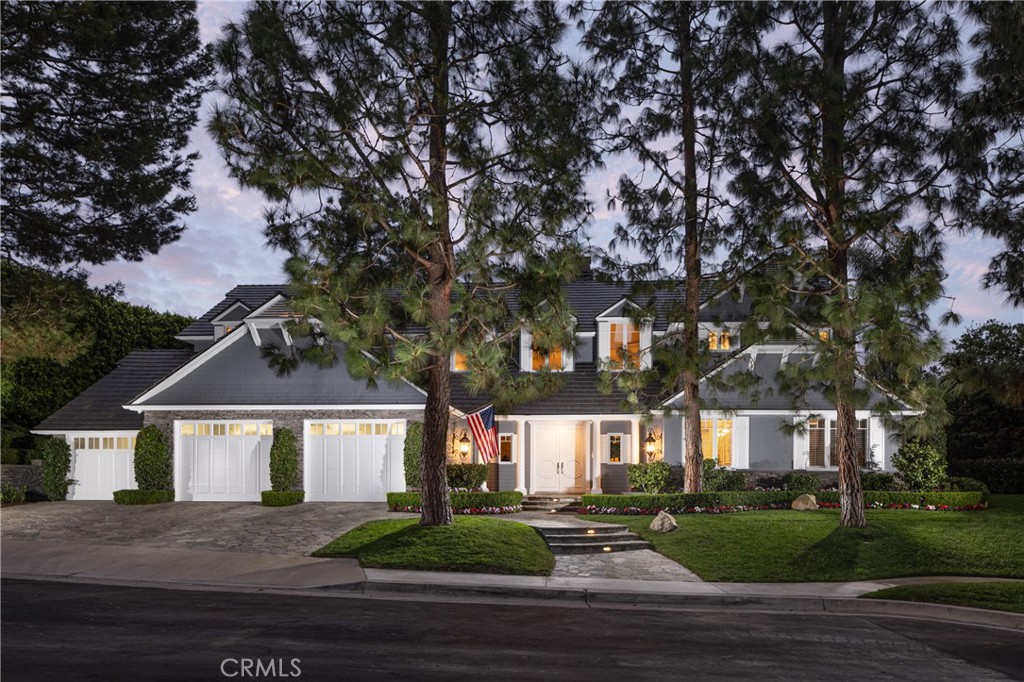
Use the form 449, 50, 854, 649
579, 490, 986, 515
387, 491, 523, 514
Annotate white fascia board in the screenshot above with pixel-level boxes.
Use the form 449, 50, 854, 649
497, 413, 641, 421
31, 429, 140, 436
124, 404, 427, 413
240, 293, 288, 321
128, 326, 251, 406
211, 300, 252, 323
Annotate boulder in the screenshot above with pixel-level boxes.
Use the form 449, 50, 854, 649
649, 510, 678, 532
791, 493, 818, 511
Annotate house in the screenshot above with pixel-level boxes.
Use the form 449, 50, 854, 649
34, 279, 907, 502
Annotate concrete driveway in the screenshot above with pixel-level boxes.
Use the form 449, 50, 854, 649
0, 501, 412, 556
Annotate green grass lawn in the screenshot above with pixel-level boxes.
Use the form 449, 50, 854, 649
312, 516, 555, 575
582, 494, 1024, 583
862, 582, 1024, 613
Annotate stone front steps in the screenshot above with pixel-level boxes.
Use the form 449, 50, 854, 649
520, 496, 582, 514
535, 524, 651, 555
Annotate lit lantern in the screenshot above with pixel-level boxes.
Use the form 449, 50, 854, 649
459, 433, 471, 456
645, 430, 657, 457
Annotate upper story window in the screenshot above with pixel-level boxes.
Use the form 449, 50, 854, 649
532, 345, 564, 371
452, 351, 469, 372
817, 329, 830, 342
610, 321, 641, 368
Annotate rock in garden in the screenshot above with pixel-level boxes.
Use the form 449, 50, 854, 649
650, 510, 678, 532
791, 493, 818, 511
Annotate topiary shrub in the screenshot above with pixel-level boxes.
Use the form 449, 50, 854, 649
134, 425, 172, 491
781, 472, 821, 492
261, 490, 305, 506
268, 427, 299, 492
627, 461, 672, 493
861, 471, 903, 492
113, 489, 174, 505
893, 439, 947, 491
404, 421, 423, 489
39, 437, 74, 501
447, 463, 487, 491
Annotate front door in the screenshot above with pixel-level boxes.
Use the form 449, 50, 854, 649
533, 423, 584, 493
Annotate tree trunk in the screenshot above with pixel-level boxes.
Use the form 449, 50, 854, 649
419, 0, 455, 527
835, 395, 865, 527
678, 3, 704, 493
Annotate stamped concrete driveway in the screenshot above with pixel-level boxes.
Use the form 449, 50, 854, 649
1, 502, 413, 556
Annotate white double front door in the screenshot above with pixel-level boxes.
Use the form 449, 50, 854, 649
532, 422, 585, 493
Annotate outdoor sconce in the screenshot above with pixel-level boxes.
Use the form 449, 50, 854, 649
645, 430, 656, 456
459, 433, 471, 456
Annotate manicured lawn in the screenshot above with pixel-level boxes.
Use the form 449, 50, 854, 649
582, 494, 1024, 582
312, 517, 555, 576
862, 582, 1024, 613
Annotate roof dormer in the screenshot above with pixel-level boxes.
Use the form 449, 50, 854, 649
595, 299, 653, 370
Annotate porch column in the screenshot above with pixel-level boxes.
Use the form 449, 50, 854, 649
630, 418, 641, 464
515, 418, 526, 494
591, 419, 602, 493
583, 420, 591, 490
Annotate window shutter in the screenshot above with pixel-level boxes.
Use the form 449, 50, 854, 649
520, 330, 532, 371
868, 418, 885, 469
597, 321, 609, 363
792, 417, 808, 469
679, 417, 687, 460
621, 434, 632, 465
732, 417, 749, 469
640, 322, 653, 369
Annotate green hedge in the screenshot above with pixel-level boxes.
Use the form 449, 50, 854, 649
134, 425, 171, 491
1, 484, 28, 504
268, 427, 299, 492
404, 421, 423, 488
387, 491, 523, 514
447, 463, 487, 490
113, 489, 174, 505
949, 458, 1024, 494
261, 490, 305, 506
40, 437, 74, 501
581, 489, 986, 513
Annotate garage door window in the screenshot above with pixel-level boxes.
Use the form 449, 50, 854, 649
325, 423, 339, 435
358, 423, 373, 435
391, 423, 405, 435
310, 423, 324, 435
342, 423, 356, 435
181, 424, 195, 436
260, 424, 273, 436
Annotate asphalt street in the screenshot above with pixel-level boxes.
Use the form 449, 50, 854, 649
2, 579, 1021, 681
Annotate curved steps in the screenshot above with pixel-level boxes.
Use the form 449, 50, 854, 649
535, 524, 651, 555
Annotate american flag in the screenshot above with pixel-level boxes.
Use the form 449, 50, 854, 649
466, 404, 499, 463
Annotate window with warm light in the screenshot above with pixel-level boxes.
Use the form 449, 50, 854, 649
453, 351, 468, 371
817, 329, 830, 341
610, 322, 640, 368
700, 418, 732, 467
608, 435, 622, 463
532, 345, 563, 371
499, 434, 514, 462
708, 329, 732, 351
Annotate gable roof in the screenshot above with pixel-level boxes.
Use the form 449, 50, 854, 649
33, 350, 195, 433
176, 285, 285, 338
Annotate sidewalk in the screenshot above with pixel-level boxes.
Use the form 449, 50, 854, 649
3, 539, 1022, 631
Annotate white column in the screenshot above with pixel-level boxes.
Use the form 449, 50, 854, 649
583, 421, 591, 490
630, 418, 641, 464
515, 419, 526, 493
591, 419, 602, 493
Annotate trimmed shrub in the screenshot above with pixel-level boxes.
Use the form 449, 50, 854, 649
268, 427, 299, 492
893, 440, 947, 491
113, 489, 174, 505
261, 490, 305, 506
703, 459, 748, 492
447, 463, 487, 491
780, 472, 821, 492
387, 491, 523, 514
939, 476, 991, 500
404, 421, 423, 489
580, 490, 985, 514
39, 437, 74, 501
948, 458, 1024, 494
861, 472, 903, 492
1, 484, 28, 503
627, 461, 672, 493
134, 425, 172, 491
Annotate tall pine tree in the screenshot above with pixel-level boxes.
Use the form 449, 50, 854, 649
1, 1, 212, 268
578, 1, 757, 491
210, 1, 597, 525
727, 2, 963, 527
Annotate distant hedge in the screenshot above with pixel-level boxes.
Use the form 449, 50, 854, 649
114, 489, 174, 505
948, 458, 1024, 494
387, 491, 522, 514
580, 490, 985, 514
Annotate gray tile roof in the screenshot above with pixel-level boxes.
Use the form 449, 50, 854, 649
177, 285, 285, 337
34, 350, 195, 432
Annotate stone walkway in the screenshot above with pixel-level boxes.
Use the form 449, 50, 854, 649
508, 511, 702, 582
0, 501, 415, 556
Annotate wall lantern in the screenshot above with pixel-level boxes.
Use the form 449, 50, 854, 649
645, 430, 657, 456
459, 433, 471, 456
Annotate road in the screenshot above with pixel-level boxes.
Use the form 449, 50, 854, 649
2, 579, 1021, 681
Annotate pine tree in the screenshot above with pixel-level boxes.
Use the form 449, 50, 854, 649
210, 2, 597, 525
577, 2, 756, 492
1, 1, 212, 268
727, 2, 963, 527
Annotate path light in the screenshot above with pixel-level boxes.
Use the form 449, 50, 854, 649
459, 433, 470, 456
602, 546, 612, 552
586, 529, 596, 535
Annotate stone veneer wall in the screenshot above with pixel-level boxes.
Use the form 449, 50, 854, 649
143, 409, 425, 489
1, 464, 45, 496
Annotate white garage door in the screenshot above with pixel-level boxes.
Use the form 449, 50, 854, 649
68, 434, 137, 500
178, 421, 272, 501
305, 420, 406, 502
